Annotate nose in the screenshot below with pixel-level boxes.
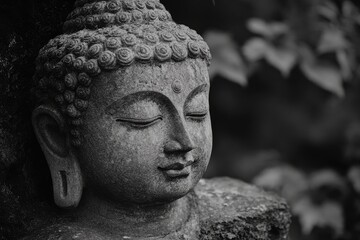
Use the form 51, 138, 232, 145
164, 121, 195, 154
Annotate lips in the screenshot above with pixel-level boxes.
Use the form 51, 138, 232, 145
160, 161, 193, 170
158, 159, 195, 178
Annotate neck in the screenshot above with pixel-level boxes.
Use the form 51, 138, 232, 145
75, 189, 194, 238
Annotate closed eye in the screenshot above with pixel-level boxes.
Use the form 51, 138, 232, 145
186, 111, 208, 121
116, 116, 163, 128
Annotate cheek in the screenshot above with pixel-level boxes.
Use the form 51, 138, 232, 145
79, 120, 166, 194
104, 123, 165, 165
189, 118, 212, 164
80, 119, 163, 171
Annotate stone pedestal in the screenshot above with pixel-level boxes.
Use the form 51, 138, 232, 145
197, 178, 290, 240
24, 177, 290, 240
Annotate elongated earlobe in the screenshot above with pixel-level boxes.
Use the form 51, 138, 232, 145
51, 155, 83, 208
32, 105, 83, 208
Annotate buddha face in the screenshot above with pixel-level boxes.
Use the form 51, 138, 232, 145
76, 59, 212, 205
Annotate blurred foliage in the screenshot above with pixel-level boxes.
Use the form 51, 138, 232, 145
254, 167, 349, 238
200, 0, 360, 239
206, 0, 360, 97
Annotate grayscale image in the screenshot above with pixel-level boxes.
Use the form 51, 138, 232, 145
0, 0, 359, 239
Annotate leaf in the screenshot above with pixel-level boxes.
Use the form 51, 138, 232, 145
253, 166, 308, 203
342, 1, 360, 27
348, 166, 360, 194
309, 169, 348, 200
309, 169, 346, 191
217, 45, 243, 67
342, 1, 358, 19
299, 45, 344, 97
247, 18, 288, 39
205, 31, 248, 86
247, 18, 270, 37
268, 22, 288, 37
293, 197, 344, 236
301, 63, 344, 97
317, 1, 338, 21
265, 46, 297, 77
317, 29, 348, 53
242, 38, 268, 62
209, 59, 247, 86
204, 31, 235, 49
243, 37, 297, 76
336, 50, 352, 80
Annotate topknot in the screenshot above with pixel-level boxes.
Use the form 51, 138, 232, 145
65, 0, 170, 33
34, 0, 211, 146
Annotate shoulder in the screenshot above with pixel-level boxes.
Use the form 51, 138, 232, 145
194, 177, 291, 240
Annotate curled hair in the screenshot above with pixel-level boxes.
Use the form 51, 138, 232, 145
34, 0, 211, 146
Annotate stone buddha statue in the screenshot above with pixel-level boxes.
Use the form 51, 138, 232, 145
30, 0, 290, 239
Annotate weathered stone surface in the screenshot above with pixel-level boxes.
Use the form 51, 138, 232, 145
25, 177, 290, 240
196, 178, 290, 240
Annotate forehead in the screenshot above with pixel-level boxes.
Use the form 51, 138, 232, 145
90, 59, 209, 106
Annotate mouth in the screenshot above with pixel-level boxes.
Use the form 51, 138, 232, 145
158, 159, 195, 179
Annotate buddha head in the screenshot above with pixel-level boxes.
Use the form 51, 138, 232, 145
32, 0, 212, 209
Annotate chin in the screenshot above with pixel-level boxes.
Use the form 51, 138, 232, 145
154, 192, 190, 204
155, 177, 196, 203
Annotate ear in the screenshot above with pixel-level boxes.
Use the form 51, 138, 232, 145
32, 105, 83, 208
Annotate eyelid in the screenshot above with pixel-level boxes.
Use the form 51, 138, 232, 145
116, 115, 163, 128
186, 110, 208, 120
116, 115, 163, 123
187, 110, 208, 115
